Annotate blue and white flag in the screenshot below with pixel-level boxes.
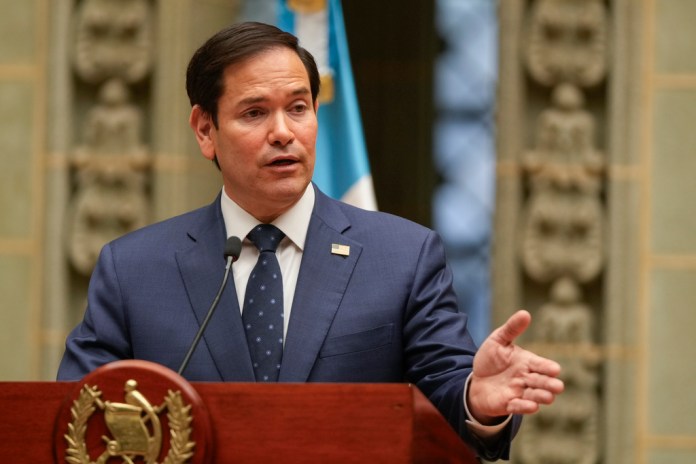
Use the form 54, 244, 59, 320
278, 0, 377, 210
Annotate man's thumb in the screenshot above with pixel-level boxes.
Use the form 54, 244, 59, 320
495, 309, 531, 345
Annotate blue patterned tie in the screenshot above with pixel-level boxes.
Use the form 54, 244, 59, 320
243, 224, 285, 382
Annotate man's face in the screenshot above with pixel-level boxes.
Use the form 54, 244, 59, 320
190, 47, 318, 222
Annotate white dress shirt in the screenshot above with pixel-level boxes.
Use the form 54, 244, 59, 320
220, 184, 315, 338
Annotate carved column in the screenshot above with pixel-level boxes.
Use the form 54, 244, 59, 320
494, 1, 610, 462
43, 0, 242, 378
67, 0, 153, 276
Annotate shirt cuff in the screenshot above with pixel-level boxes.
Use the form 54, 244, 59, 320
463, 373, 512, 438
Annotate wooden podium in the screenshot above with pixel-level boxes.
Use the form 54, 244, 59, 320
0, 361, 478, 463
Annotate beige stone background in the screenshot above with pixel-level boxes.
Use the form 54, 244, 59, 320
0, 1, 694, 463
0, 0, 235, 380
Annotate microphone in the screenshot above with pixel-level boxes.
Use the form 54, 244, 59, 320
177, 236, 242, 376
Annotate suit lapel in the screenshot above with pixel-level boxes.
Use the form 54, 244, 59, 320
279, 189, 362, 382
175, 198, 255, 381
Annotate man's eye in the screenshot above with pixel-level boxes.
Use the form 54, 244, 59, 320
245, 109, 262, 118
291, 105, 307, 113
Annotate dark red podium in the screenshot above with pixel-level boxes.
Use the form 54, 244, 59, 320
0, 361, 478, 463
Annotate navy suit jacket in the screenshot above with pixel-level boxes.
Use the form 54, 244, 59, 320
58, 185, 519, 460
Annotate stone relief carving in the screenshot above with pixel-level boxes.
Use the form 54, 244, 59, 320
73, 0, 152, 83
520, 188, 603, 284
535, 277, 594, 344
68, 79, 150, 275
518, 277, 601, 464
517, 1, 608, 463
521, 84, 604, 285
67, 0, 153, 276
523, 84, 604, 194
525, 0, 608, 87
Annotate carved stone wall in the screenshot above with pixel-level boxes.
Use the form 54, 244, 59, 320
42, 0, 241, 378
492, 0, 696, 462
494, 1, 609, 462
517, 2, 607, 462
67, 0, 153, 276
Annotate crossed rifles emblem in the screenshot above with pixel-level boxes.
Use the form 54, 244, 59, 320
65, 380, 194, 464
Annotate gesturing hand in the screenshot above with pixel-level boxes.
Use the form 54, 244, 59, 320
467, 310, 564, 424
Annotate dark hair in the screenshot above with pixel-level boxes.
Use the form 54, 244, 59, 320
186, 21, 320, 127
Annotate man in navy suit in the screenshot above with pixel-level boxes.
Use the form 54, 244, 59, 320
58, 22, 563, 460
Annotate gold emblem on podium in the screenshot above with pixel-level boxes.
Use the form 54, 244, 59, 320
64, 379, 194, 464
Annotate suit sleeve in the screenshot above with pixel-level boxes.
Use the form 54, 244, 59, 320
402, 230, 521, 461
57, 243, 133, 380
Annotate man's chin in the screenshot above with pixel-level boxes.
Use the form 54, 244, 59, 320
269, 180, 310, 203
247, 181, 309, 220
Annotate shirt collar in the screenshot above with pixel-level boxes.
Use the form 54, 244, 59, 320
220, 184, 315, 251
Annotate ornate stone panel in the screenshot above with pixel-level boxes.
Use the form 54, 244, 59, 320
66, 0, 154, 276
503, 1, 610, 463
42, 0, 243, 379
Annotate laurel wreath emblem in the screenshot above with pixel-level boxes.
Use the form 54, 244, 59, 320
64, 384, 195, 464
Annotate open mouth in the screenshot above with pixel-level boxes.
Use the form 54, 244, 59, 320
270, 159, 296, 166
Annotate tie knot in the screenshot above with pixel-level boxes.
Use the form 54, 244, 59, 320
248, 224, 285, 253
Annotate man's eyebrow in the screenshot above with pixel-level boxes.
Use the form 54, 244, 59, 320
237, 87, 311, 107
237, 96, 268, 107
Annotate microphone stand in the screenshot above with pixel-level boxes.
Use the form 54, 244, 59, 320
177, 236, 241, 376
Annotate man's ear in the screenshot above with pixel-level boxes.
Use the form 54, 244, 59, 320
189, 105, 216, 161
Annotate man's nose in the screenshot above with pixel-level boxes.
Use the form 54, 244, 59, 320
268, 112, 295, 146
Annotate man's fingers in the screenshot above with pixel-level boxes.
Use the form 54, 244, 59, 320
506, 398, 540, 415
522, 388, 556, 405
508, 383, 563, 414
494, 309, 531, 345
522, 372, 565, 394
528, 355, 562, 378
505, 372, 564, 416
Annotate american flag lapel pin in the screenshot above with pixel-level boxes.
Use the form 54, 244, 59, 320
331, 243, 350, 257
